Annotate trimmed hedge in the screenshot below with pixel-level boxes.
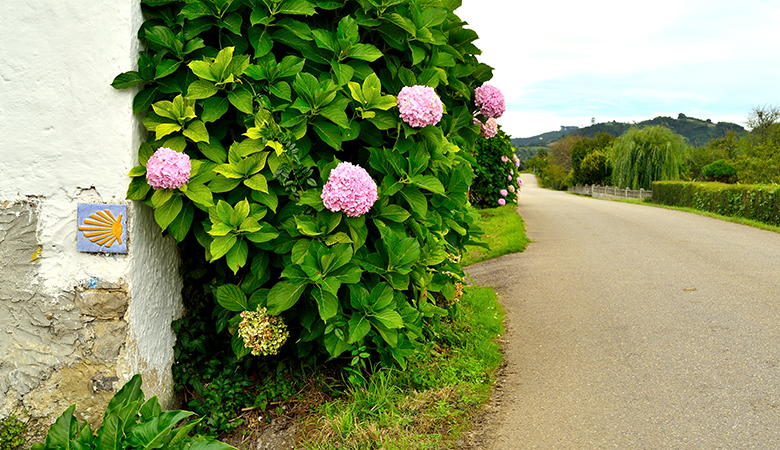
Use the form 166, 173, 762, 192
652, 181, 780, 226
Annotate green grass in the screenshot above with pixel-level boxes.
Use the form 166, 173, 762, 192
462, 205, 529, 266
300, 286, 505, 449
603, 197, 780, 234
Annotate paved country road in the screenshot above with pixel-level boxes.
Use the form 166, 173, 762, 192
467, 174, 780, 449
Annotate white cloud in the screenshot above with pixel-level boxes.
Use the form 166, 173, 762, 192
456, 0, 780, 137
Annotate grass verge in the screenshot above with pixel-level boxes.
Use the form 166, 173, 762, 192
300, 286, 504, 449
601, 197, 780, 234
462, 205, 529, 266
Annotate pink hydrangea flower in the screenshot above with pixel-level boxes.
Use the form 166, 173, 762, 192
146, 147, 191, 190
508, 174, 513, 181
479, 118, 498, 138
321, 162, 378, 217
397, 85, 443, 128
501, 155, 509, 163
500, 189, 508, 197
474, 84, 506, 119
513, 154, 521, 168
498, 198, 506, 206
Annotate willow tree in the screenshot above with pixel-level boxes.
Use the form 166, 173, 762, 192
610, 126, 686, 189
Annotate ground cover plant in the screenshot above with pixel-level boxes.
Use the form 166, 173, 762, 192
114, 0, 500, 370
461, 205, 528, 266
31, 376, 231, 449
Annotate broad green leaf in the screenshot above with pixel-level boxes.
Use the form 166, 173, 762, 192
279, 0, 316, 15
187, 80, 219, 99
216, 284, 248, 312
168, 204, 194, 242
378, 204, 410, 223
155, 59, 181, 79
410, 175, 445, 195
210, 234, 237, 260
318, 97, 350, 128
347, 315, 370, 343
244, 174, 268, 192
155, 123, 181, 140
201, 96, 229, 122
346, 44, 382, 62
313, 288, 338, 321
154, 195, 183, 230
228, 88, 254, 114
183, 120, 210, 143
226, 239, 249, 274
325, 232, 352, 246
267, 280, 307, 314
184, 182, 214, 206
112, 71, 144, 89
127, 177, 151, 200
189, 60, 216, 81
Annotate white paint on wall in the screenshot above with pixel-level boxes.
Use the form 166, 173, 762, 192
0, 0, 182, 404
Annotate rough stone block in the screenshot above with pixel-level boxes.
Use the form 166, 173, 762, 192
75, 289, 128, 319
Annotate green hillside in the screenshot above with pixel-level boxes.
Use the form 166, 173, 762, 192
512, 114, 745, 147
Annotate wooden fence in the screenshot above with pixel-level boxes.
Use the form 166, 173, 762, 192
569, 184, 653, 200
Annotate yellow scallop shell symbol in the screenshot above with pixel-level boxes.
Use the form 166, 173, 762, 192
78, 210, 124, 248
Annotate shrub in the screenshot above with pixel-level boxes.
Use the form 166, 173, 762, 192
610, 126, 687, 189
577, 150, 611, 185
1, 414, 27, 449
701, 159, 737, 183
652, 181, 780, 226
31, 375, 232, 449
537, 164, 572, 191
113, 0, 494, 367
571, 132, 614, 184
469, 128, 521, 208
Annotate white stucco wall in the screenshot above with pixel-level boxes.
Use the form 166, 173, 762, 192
0, 0, 182, 414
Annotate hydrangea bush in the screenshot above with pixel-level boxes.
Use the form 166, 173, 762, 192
469, 127, 522, 208
115, 0, 494, 367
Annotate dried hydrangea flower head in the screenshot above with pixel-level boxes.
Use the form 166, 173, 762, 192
479, 118, 498, 138
474, 84, 506, 119
321, 162, 378, 217
146, 147, 191, 190
397, 85, 444, 128
238, 307, 289, 356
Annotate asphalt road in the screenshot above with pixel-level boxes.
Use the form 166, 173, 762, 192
467, 174, 780, 449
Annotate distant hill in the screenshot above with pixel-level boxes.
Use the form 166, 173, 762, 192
512, 114, 746, 147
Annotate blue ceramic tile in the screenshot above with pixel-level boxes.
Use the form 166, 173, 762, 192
76, 204, 128, 254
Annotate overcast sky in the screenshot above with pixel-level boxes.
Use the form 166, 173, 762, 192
457, 0, 780, 138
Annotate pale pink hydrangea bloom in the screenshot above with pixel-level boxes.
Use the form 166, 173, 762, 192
397, 85, 443, 128
321, 162, 378, 217
498, 198, 506, 206
480, 118, 498, 138
146, 147, 191, 190
508, 185, 516, 193
508, 174, 513, 181
513, 154, 521, 168
500, 189, 508, 197
501, 155, 509, 163
474, 84, 506, 119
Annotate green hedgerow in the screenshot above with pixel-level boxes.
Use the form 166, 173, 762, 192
114, 0, 495, 370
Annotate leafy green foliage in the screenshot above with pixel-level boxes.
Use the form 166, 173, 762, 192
610, 126, 687, 190
0, 414, 27, 449
701, 159, 737, 183
469, 128, 521, 208
172, 244, 305, 436
652, 181, 780, 226
301, 286, 505, 449
31, 376, 232, 449
570, 132, 614, 185
115, 0, 493, 366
